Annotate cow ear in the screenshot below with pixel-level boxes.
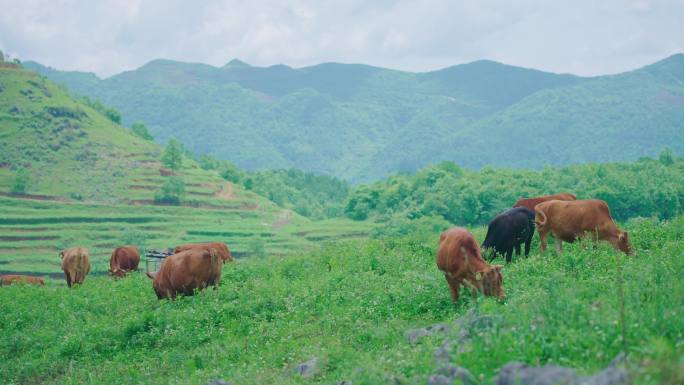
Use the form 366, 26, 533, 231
493, 264, 502, 272
475, 272, 483, 281
620, 232, 629, 241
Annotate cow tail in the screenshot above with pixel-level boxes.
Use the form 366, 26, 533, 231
535, 208, 548, 228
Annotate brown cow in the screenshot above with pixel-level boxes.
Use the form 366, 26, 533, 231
535, 199, 632, 255
146, 247, 222, 299
0, 275, 45, 286
60, 247, 91, 287
174, 242, 233, 263
109, 246, 141, 277
436, 227, 505, 301
513, 192, 576, 212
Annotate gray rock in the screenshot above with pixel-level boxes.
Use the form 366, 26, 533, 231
427, 374, 452, 385
405, 323, 450, 345
495, 362, 579, 385
434, 339, 452, 363
333, 381, 352, 385
205, 381, 233, 385
454, 308, 495, 332
494, 354, 629, 385
294, 357, 319, 378
437, 364, 475, 385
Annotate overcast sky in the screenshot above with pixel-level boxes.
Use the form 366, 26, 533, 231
1, 0, 683, 78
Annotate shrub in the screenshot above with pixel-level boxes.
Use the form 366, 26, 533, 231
10, 168, 29, 194
154, 177, 185, 205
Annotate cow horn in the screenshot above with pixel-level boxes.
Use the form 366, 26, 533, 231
146, 272, 156, 279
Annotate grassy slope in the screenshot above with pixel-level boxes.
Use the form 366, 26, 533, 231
0, 65, 374, 272
0, 217, 682, 384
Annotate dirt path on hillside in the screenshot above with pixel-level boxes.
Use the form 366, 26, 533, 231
272, 210, 292, 230
214, 182, 235, 200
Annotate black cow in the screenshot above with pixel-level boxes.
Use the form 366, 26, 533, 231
482, 207, 535, 263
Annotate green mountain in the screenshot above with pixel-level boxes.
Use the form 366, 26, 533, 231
24, 54, 684, 181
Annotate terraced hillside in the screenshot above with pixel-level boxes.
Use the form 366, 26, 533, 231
0, 63, 374, 277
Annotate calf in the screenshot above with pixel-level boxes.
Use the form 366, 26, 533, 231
482, 207, 535, 263
146, 247, 222, 300
109, 246, 141, 277
535, 199, 632, 255
513, 192, 576, 212
60, 247, 91, 287
436, 227, 505, 301
0, 275, 45, 286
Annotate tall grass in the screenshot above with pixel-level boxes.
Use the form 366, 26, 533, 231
0, 217, 682, 384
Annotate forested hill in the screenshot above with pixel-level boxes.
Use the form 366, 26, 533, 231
25, 54, 684, 181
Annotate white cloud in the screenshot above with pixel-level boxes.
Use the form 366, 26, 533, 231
0, 0, 682, 77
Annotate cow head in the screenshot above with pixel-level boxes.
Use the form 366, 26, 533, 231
477, 265, 505, 299
109, 268, 126, 278
617, 231, 632, 255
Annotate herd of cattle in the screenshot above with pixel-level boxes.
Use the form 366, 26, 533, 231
0, 193, 632, 303
437, 193, 632, 301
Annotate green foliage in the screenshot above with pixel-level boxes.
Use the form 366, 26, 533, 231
79, 95, 122, 124
161, 138, 183, 171
247, 169, 350, 219
131, 122, 153, 141
10, 168, 29, 194
659, 148, 674, 166
346, 156, 684, 225
24, 55, 684, 181
154, 176, 185, 205
220, 162, 243, 183
0, 217, 683, 384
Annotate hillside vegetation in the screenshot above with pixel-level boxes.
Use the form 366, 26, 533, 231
1, 217, 682, 384
0, 64, 371, 271
25, 54, 684, 181
345, 153, 684, 228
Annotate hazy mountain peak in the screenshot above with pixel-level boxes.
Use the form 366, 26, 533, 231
224, 58, 251, 68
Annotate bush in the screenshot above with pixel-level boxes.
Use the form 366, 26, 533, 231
10, 168, 29, 194
154, 177, 185, 205
161, 139, 183, 171
131, 122, 153, 141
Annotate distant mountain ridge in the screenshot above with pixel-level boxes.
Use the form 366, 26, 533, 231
24, 54, 684, 181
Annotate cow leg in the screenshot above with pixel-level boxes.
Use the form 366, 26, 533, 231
524, 236, 532, 257
514, 242, 522, 256
539, 231, 548, 252
444, 275, 461, 302
505, 247, 513, 263
555, 239, 563, 255
65, 272, 72, 288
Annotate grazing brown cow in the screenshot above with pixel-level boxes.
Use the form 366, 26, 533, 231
436, 227, 505, 301
109, 246, 141, 277
513, 193, 576, 212
534, 199, 632, 255
60, 247, 91, 287
0, 275, 45, 286
174, 242, 233, 263
146, 247, 222, 299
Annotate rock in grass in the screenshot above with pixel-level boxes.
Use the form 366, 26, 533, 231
294, 357, 319, 378
205, 380, 233, 385
494, 353, 629, 385
427, 364, 475, 385
405, 323, 450, 345
333, 381, 352, 385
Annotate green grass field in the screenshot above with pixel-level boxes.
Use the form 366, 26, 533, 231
0, 216, 682, 384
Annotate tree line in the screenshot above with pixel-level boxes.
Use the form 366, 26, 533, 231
344, 149, 684, 226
